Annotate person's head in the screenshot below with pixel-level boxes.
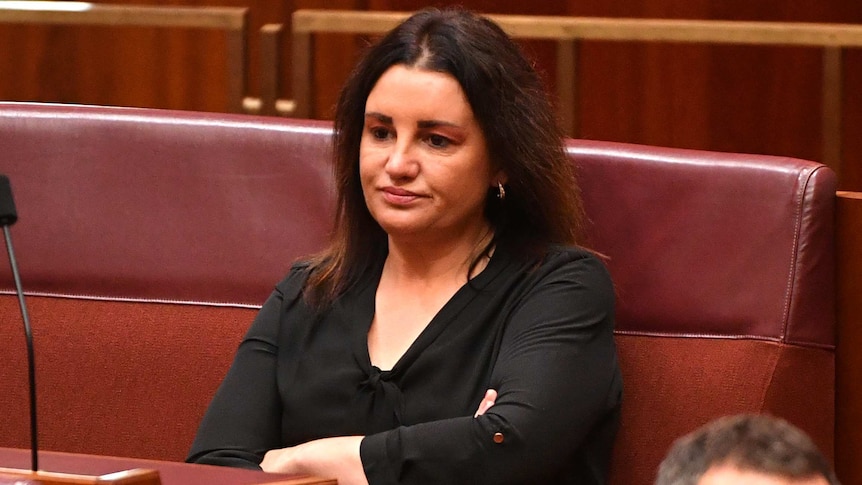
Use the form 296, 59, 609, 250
307, 8, 584, 305
655, 414, 839, 485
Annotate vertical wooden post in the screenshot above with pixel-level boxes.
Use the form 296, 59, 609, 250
259, 23, 283, 116
291, 29, 312, 118
225, 12, 248, 114
556, 39, 579, 138
821, 47, 843, 179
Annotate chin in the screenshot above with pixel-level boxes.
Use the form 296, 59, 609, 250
372, 212, 430, 235
378, 222, 428, 238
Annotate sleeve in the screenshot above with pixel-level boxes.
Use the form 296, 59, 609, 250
185, 266, 309, 469
359, 252, 622, 484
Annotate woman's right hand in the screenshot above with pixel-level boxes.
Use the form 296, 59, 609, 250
260, 436, 367, 485
474, 389, 498, 418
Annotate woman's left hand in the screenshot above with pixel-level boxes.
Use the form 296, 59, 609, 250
474, 389, 498, 418
261, 436, 368, 485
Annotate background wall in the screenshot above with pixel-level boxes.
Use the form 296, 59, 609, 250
0, 0, 859, 190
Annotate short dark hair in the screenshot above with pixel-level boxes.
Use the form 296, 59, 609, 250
306, 8, 584, 307
655, 414, 839, 485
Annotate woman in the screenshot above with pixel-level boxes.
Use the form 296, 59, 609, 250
188, 8, 622, 484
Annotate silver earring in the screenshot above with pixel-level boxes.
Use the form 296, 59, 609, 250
496, 182, 506, 200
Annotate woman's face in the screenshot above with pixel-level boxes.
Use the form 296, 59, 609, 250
359, 65, 501, 243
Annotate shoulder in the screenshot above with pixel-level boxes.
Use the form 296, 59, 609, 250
496, 245, 616, 345
521, 245, 615, 309
274, 260, 314, 302
541, 244, 607, 268
538, 245, 612, 287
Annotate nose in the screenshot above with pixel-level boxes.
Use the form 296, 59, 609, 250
385, 140, 419, 180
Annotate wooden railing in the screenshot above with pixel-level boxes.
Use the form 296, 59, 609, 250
0, 1, 248, 113
257, 9, 862, 178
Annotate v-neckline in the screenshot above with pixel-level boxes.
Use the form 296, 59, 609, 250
353, 246, 511, 375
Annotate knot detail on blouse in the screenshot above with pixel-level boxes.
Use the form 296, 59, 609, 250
353, 365, 405, 433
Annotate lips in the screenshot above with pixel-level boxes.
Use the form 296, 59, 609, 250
381, 186, 423, 205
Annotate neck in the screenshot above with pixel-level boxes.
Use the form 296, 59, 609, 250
385, 224, 494, 283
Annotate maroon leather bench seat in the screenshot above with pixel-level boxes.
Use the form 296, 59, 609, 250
570, 140, 836, 484
0, 103, 335, 461
0, 103, 837, 485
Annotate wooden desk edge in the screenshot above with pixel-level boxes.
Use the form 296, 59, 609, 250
261, 478, 336, 485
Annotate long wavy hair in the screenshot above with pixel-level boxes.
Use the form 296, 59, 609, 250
304, 8, 585, 309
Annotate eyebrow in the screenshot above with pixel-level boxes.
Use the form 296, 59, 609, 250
364, 112, 463, 130
365, 112, 392, 124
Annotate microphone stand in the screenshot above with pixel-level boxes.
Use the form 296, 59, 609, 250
0, 175, 161, 485
2, 224, 38, 473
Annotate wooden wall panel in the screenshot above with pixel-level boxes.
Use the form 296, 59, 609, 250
577, 43, 825, 161
0, 22, 229, 112
0, 0, 291, 112
0, 0, 858, 188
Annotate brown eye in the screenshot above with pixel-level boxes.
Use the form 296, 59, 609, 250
371, 127, 390, 140
427, 134, 451, 149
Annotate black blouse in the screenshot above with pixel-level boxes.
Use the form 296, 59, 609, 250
187, 245, 622, 484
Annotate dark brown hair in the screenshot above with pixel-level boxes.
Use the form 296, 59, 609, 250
655, 414, 839, 485
305, 8, 584, 308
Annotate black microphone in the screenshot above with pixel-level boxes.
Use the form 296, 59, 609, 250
0, 174, 38, 472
